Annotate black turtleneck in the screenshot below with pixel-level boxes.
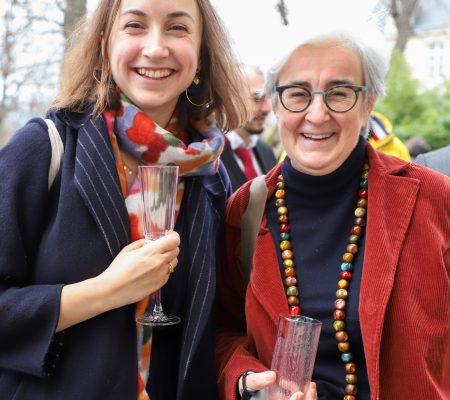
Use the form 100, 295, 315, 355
267, 136, 370, 399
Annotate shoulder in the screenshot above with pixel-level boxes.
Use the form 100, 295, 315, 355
419, 144, 450, 160
255, 138, 274, 152
0, 117, 54, 196
368, 145, 450, 211
415, 145, 450, 173
1, 117, 51, 160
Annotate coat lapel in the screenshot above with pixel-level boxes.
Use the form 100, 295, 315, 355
359, 146, 419, 398
74, 117, 130, 257
177, 172, 228, 388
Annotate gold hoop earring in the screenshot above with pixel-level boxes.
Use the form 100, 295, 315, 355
185, 89, 207, 107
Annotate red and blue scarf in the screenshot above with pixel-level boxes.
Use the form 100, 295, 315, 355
104, 95, 224, 399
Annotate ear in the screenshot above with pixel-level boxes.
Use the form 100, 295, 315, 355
364, 95, 376, 120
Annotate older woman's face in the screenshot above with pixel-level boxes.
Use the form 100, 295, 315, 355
276, 43, 374, 176
108, 0, 202, 126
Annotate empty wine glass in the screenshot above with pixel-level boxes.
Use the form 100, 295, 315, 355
136, 165, 180, 326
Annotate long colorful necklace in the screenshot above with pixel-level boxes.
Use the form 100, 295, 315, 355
274, 161, 370, 400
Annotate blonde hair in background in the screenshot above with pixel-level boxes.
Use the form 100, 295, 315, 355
52, 0, 250, 132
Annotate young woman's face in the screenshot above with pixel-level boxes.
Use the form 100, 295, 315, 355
276, 43, 374, 176
108, 0, 202, 126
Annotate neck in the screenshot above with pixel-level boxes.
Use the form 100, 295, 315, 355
235, 127, 252, 146
140, 102, 177, 129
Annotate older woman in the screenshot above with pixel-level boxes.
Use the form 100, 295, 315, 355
0, 0, 249, 399
216, 23, 450, 400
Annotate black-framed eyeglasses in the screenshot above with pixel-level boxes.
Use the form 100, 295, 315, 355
274, 84, 368, 113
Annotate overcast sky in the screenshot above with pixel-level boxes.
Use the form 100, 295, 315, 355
88, 0, 382, 71
210, 0, 381, 71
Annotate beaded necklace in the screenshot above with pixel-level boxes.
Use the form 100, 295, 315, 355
274, 162, 369, 400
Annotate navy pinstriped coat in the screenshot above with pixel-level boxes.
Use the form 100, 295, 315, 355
0, 108, 228, 400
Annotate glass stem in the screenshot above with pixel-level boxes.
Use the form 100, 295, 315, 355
153, 289, 164, 316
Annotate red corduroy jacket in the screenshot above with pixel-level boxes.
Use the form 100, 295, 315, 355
216, 145, 450, 400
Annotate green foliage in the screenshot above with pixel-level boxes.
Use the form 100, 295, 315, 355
375, 49, 450, 150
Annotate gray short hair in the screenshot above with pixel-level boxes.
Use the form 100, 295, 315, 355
266, 21, 390, 112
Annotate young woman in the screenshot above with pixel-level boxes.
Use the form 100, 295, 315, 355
0, 0, 249, 399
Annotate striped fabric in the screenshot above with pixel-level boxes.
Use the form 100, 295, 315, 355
74, 117, 130, 256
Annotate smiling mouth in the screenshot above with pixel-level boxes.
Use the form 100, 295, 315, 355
135, 68, 173, 79
302, 132, 334, 140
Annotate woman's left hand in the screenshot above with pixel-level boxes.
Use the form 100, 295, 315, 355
238, 371, 317, 399
290, 382, 318, 400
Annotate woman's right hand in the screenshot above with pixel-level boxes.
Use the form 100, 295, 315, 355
57, 231, 180, 332
239, 371, 317, 400
99, 231, 180, 308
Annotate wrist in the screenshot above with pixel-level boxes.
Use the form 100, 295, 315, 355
239, 370, 259, 400
57, 276, 113, 331
91, 273, 120, 311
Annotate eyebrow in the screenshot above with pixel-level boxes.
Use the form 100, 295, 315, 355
168, 11, 195, 22
285, 79, 357, 88
120, 9, 146, 18
120, 9, 195, 23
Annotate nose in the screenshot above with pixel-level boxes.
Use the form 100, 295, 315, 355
142, 30, 169, 59
304, 92, 330, 123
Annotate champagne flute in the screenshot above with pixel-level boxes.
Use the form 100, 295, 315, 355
136, 165, 181, 326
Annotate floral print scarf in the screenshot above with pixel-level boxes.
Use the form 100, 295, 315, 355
104, 96, 224, 399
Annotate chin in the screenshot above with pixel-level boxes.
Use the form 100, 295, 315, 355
292, 155, 334, 175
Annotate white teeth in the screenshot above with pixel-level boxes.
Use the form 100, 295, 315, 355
303, 133, 332, 139
136, 68, 172, 78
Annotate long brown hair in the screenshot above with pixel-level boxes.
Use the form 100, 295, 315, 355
52, 0, 250, 132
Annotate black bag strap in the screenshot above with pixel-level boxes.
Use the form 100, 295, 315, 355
240, 175, 269, 287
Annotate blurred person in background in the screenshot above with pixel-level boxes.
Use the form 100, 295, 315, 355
368, 111, 410, 161
406, 136, 430, 160
415, 143, 450, 177
221, 65, 277, 192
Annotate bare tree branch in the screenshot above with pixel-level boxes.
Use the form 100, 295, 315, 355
275, 0, 289, 26
0, 0, 87, 139
64, 0, 87, 41
390, 0, 419, 52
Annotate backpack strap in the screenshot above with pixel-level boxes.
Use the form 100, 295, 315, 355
240, 175, 269, 287
45, 118, 64, 190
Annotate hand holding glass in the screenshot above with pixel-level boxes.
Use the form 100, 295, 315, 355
264, 315, 321, 400
136, 165, 180, 326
